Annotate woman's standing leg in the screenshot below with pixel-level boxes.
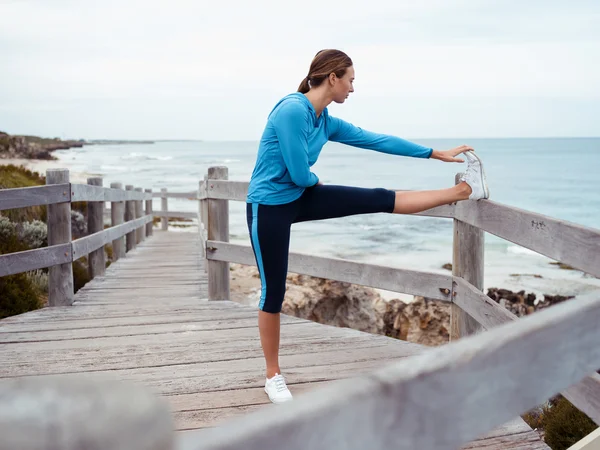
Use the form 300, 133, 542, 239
247, 202, 296, 403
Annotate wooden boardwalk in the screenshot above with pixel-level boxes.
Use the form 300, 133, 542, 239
0, 231, 548, 449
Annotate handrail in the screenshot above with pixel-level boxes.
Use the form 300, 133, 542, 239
191, 290, 600, 450
201, 179, 600, 277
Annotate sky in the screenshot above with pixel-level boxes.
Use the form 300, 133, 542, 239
0, 0, 599, 140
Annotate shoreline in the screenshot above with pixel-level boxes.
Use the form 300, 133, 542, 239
1, 158, 95, 184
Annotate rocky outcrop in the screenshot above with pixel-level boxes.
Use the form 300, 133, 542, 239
230, 264, 580, 347
487, 287, 574, 317
230, 265, 451, 346
0, 131, 85, 160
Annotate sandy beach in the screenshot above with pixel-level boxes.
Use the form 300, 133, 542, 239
1, 158, 95, 184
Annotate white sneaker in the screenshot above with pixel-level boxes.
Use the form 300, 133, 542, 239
264, 373, 293, 404
460, 151, 490, 200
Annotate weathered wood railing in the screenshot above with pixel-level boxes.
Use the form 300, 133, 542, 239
193, 165, 600, 448
0, 169, 154, 305
2, 164, 600, 449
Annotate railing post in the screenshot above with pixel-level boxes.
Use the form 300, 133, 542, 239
46, 169, 74, 306
145, 188, 153, 237
87, 177, 106, 278
451, 173, 485, 340
135, 187, 145, 244
207, 166, 230, 300
111, 182, 126, 261
202, 175, 209, 273
198, 177, 208, 258
0, 377, 174, 450
161, 188, 168, 231
125, 185, 136, 252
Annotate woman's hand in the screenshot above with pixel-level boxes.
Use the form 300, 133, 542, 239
430, 145, 474, 163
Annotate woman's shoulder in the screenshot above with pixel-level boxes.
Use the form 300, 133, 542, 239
269, 93, 311, 119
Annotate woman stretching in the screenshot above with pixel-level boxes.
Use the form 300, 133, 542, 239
246, 49, 489, 404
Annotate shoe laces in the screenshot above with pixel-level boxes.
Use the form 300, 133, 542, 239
463, 157, 479, 181
272, 374, 288, 392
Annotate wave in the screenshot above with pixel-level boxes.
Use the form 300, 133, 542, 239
120, 152, 173, 161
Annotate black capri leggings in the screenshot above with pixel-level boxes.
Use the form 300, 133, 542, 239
246, 184, 396, 313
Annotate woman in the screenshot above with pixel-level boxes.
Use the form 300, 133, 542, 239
246, 49, 489, 404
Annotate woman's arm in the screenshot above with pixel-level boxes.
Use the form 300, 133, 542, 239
273, 102, 320, 187
327, 115, 433, 158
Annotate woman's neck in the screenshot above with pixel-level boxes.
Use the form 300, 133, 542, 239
303, 89, 332, 118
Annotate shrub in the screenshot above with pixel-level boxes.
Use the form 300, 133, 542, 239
0, 273, 43, 319
0, 165, 46, 222
16, 220, 47, 249
25, 270, 48, 295
73, 257, 91, 293
543, 397, 597, 449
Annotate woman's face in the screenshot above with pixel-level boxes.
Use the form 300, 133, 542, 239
331, 66, 355, 103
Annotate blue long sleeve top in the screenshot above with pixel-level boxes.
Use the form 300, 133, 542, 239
246, 92, 433, 205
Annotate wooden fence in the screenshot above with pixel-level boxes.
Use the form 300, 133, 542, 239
194, 165, 600, 450
1, 165, 599, 449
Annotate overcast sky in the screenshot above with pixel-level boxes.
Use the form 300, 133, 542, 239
1, 0, 599, 140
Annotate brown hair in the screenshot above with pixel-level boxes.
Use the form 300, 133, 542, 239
297, 49, 353, 94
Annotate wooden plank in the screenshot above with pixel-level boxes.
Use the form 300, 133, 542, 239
72, 215, 152, 260
152, 191, 198, 200
161, 188, 168, 230
0, 377, 174, 450
126, 185, 137, 251
452, 277, 600, 424
87, 177, 106, 278
0, 183, 70, 210
207, 241, 453, 301
451, 277, 516, 330
454, 200, 600, 277
71, 183, 152, 202
135, 187, 145, 244
207, 167, 230, 301
0, 244, 71, 277
187, 291, 600, 450
451, 173, 485, 340
154, 211, 198, 220
563, 373, 600, 425
1, 337, 392, 378
46, 169, 74, 306
567, 427, 600, 450
111, 182, 126, 260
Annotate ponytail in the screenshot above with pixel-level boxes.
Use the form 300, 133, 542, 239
297, 76, 311, 94
297, 49, 353, 94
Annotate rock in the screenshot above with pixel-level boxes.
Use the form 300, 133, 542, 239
442, 263, 452, 271
487, 288, 574, 317
0, 132, 86, 160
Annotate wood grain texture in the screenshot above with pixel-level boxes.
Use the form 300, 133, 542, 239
111, 182, 126, 261
135, 187, 145, 244
0, 183, 70, 210
0, 231, 542, 449
71, 183, 151, 202
46, 169, 74, 306
126, 185, 137, 251
454, 199, 600, 277
0, 244, 72, 277
152, 191, 198, 200
72, 215, 152, 260
146, 189, 154, 237
451, 173, 486, 340
87, 177, 106, 279
206, 241, 453, 301
161, 188, 168, 231
188, 291, 600, 450
207, 167, 230, 301
0, 377, 174, 450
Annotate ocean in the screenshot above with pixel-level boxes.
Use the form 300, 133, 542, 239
52, 137, 600, 300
